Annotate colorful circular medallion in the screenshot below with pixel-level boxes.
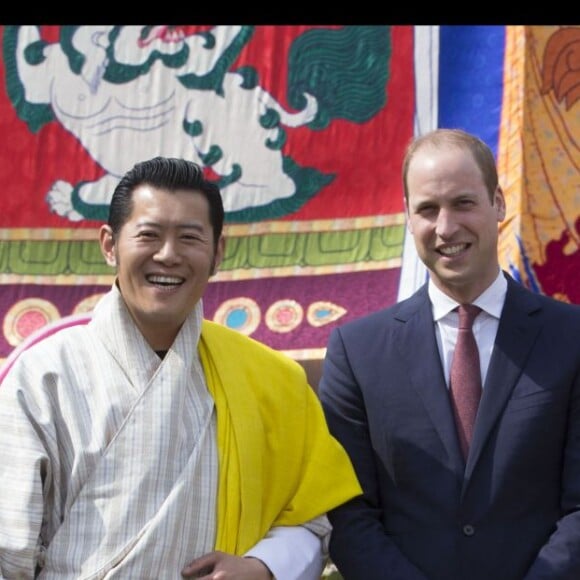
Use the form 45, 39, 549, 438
265, 299, 303, 333
3, 298, 61, 347
213, 297, 261, 335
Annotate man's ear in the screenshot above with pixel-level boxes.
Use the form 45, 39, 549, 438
404, 200, 414, 234
210, 236, 226, 276
494, 186, 507, 222
99, 225, 117, 267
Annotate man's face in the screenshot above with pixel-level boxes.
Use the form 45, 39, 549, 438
405, 145, 506, 303
99, 185, 224, 349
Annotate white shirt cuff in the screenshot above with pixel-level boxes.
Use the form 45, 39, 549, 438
244, 525, 324, 580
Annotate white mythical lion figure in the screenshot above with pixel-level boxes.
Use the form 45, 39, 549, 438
4, 25, 328, 222
4, 25, 391, 222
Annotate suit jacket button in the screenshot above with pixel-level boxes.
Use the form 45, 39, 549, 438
463, 524, 475, 536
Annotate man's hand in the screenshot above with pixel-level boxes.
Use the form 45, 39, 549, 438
181, 551, 274, 579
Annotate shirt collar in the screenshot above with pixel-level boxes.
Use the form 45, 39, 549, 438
428, 270, 507, 322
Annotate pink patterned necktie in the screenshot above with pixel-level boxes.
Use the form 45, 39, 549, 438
449, 304, 482, 460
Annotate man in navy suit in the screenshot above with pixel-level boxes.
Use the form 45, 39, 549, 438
318, 128, 580, 579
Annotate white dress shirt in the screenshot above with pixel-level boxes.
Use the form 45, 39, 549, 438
428, 270, 507, 388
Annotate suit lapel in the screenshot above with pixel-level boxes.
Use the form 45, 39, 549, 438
464, 278, 543, 485
397, 287, 465, 476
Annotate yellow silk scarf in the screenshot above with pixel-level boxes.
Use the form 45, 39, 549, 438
199, 320, 361, 555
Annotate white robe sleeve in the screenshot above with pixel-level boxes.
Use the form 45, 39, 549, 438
0, 365, 47, 580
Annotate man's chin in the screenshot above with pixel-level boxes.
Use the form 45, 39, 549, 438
431, 269, 472, 291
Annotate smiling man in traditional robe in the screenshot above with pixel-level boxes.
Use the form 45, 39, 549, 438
0, 156, 361, 579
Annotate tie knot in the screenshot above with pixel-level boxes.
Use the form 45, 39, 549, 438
457, 304, 481, 329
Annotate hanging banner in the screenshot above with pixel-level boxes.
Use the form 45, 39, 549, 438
0, 25, 414, 361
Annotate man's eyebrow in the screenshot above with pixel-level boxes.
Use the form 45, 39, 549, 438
413, 199, 437, 210
135, 220, 205, 230
177, 222, 206, 231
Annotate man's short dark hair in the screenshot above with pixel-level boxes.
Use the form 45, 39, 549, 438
108, 157, 225, 247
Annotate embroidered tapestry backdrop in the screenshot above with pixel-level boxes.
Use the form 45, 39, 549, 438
0, 25, 578, 368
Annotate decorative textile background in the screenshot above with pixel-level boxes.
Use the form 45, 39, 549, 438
0, 25, 578, 368
0, 25, 413, 363
497, 25, 580, 304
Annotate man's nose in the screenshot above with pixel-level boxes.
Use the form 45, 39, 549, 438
154, 239, 182, 263
435, 209, 458, 237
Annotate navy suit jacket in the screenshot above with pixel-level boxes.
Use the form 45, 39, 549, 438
319, 274, 580, 580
